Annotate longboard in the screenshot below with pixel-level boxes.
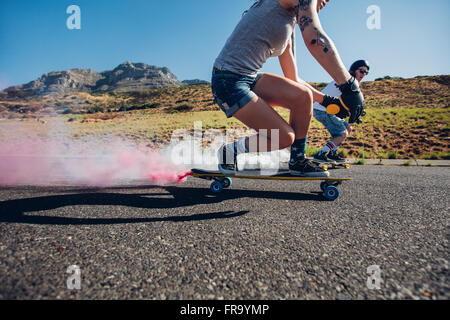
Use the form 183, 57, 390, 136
189, 168, 351, 200
310, 159, 350, 170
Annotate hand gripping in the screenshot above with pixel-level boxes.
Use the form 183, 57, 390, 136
336, 77, 365, 123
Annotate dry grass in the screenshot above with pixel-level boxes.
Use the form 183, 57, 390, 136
1, 76, 449, 159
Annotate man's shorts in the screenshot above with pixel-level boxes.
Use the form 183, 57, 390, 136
211, 67, 263, 118
313, 108, 350, 137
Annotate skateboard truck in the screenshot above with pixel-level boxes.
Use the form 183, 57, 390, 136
189, 169, 351, 201
311, 160, 350, 170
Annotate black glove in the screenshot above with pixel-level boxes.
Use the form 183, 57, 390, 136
337, 77, 365, 123
356, 106, 367, 123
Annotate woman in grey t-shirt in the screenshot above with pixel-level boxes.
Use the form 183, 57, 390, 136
212, 0, 365, 177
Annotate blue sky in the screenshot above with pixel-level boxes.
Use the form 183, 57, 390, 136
1, 0, 449, 90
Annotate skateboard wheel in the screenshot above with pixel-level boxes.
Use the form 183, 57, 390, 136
323, 185, 340, 201
322, 165, 328, 171
320, 181, 328, 191
222, 177, 232, 188
344, 163, 350, 169
210, 180, 224, 193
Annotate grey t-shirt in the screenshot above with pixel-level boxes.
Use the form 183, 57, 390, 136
213, 0, 296, 77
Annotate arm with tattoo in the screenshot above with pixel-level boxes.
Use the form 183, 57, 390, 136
294, 0, 350, 85
287, 0, 365, 123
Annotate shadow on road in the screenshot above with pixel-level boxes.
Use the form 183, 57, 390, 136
0, 185, 323, 225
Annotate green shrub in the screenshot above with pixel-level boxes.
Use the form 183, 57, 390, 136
173, 102, 195, 112
337, 148, 348, 157
422, 152, 450, 160
377, 152, 388, 159
87, 105, 104, 114
118, 102, 161, 112
67, 115, 83, 122
423, 153, 438, 160
306, 146, 322, 157
388, 151, 398, 159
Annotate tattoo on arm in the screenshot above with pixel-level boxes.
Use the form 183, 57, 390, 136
295, 0, 312, 12
294, 1, 314, 30
294, 0, 312, 20
298, 16, 313, 31
294, 1, 331, 54
310, 27, 330, 53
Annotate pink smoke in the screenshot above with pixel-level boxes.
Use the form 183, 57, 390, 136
0, 137, 190, 187
0, 138, 53, 185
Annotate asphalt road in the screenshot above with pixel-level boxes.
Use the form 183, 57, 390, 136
0, 166, 448, 300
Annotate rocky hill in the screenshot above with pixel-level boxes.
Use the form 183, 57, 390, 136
3, 61, 183, 96
181, 79, 210, 86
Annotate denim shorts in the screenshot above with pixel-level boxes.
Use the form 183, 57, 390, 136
211, 67, 263, 118
313, 108, 350, 137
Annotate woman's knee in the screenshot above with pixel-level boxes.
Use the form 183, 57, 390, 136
277, 127, 296, 149
291, 86, 313, 113
265, 126, 294, 149
255, 127, 293, 150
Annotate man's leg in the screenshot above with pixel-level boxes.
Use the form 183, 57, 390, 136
328, 126, 352, 162
331, 126, 351, 147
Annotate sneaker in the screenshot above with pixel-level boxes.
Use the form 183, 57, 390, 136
289, 158, 330, 177
313, 152, 335, 164
217, 144, 237, 174
328, 151, 347, 163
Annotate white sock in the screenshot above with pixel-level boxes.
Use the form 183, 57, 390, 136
319, 141, 336, 155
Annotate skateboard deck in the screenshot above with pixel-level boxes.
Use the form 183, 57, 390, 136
189, 168, 351, 200
310, 159, 350, 170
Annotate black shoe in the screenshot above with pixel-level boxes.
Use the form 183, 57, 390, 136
217, 145, 237, 174
289, 158, 330, 177
313, 152, 335, 164
328, 151, 347, 163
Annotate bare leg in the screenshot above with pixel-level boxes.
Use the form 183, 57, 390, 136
331, 125, 352, 147
252, 73, 314, 139
228, 73, 327, 177
230, 73, 314, 153
232, 96, 295, 152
